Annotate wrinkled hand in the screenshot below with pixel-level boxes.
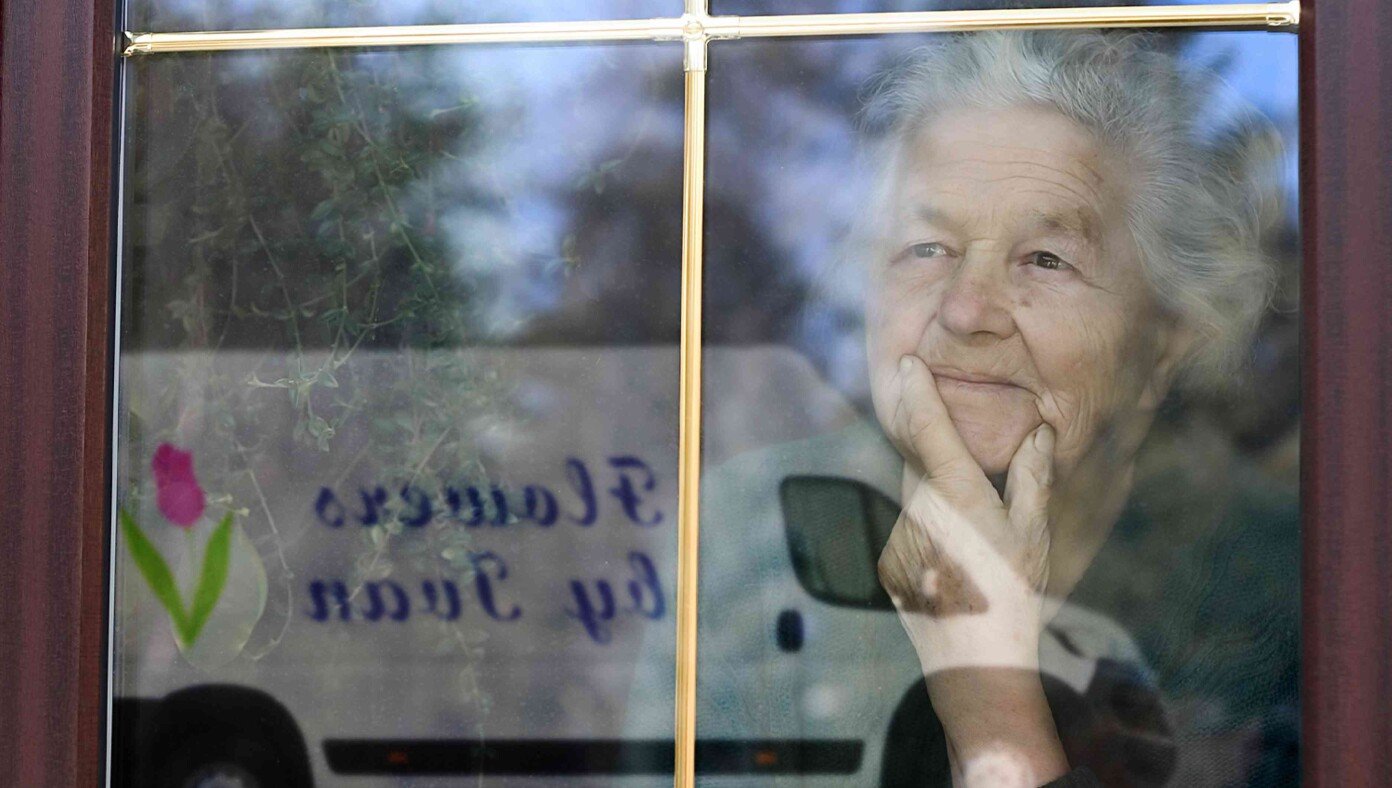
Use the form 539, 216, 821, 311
877, 355, 1067, 785
878, 355, 1055, 674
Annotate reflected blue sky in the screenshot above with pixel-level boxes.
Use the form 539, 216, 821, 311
129, 0, 679, 31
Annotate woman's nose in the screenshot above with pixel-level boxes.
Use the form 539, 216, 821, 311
936, 254, 1016, 339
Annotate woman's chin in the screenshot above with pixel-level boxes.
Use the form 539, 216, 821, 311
961, 441, 1016, 477
936, 389, 1043, 477
954, 419, 1037, 477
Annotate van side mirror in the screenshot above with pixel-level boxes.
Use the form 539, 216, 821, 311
778, 475, 899, 611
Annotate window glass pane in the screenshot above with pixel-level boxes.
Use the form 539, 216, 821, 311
714, 0, 1280, 16
113, 43, 684, 785
129, 0, 679, 34
697, 30, 1299, 785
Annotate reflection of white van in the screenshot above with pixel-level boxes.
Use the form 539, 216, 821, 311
112, 346, 1154, 786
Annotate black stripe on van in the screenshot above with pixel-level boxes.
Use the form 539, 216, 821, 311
324, 738, 863, 775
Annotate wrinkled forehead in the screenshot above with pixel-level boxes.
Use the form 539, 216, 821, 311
892, 105, 1129, 240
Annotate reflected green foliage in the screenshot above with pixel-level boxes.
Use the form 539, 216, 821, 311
128, 50, 481, 355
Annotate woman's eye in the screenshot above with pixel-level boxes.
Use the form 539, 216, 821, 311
908, 241, 950, 259
1027, 251, 1072, 271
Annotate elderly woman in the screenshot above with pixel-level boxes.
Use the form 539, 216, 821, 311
854, 31, 1283, 787
680, 26, 1293, 788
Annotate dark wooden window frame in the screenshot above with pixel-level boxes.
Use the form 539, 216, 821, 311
0, 0, 1387, 783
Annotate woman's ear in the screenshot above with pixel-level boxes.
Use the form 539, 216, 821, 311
1139, 320, 1198, 410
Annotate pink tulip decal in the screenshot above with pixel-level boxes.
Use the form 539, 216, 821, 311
151, 443, 206, 527
121, 444, 232, 648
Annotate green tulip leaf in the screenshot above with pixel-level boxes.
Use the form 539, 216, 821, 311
184, 512, 234, 645
119, 507, 190, 637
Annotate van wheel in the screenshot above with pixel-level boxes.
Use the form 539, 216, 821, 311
880, 678, 951, 788
157, 733, 286, 788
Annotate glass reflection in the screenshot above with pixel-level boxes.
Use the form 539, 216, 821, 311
113, 43, 684, 785
698, 30, 1298, 786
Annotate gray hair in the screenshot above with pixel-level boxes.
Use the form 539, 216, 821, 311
858, 31, 1282, 391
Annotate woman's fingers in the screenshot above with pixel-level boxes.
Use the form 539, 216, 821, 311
881, 492, 994, 616
893, 355, 981, 487
892, 425, 1054, 605
1004, 424, 1054, 538
903, 484, 1014, 585
883, 358, 1056, 618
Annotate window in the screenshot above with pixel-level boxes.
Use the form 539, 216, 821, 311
100, 3, 1302, 785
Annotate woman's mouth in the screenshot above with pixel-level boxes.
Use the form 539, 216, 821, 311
929, 366, 1026, 393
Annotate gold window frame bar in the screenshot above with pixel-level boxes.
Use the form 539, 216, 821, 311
122, 3, 1299, 54
676, 6, 708, 788
118, 4, 1299, 787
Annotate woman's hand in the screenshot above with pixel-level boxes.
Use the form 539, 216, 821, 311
877, 355, 1069, 786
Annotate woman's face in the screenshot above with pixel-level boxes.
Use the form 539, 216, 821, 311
866, 105, 1179, 479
